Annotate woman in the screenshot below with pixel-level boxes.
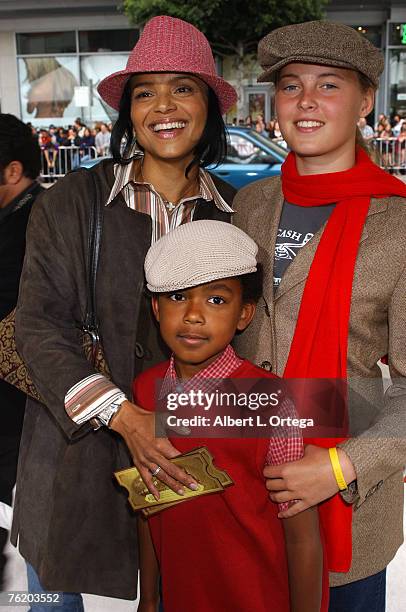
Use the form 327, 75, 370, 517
378, 121, 395, 167
79, 127, 96, 162
245, 114, 253, 127
12, 15, 237, 609
80, 126, 95, 148
67, 127, 81, 147
233, 20, 406, 612
266, 118, 276, 138
255, 112, 267, 135
272, 119, 288, 149
392, 113, 404, 137
56, 127, 69, 146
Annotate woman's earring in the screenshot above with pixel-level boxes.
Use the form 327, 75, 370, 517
200, 144, 210, 164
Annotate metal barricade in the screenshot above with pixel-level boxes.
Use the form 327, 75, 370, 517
40, 146, 99, 182
371, 138, 406, 172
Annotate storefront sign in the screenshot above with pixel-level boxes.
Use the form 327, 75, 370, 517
402, 24, 406, 45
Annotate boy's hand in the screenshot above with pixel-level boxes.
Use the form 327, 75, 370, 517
110, 400, 198, 499
263, 444, 356, 518
137, 600, 159, 612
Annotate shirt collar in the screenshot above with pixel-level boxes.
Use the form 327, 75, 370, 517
159, 344, 243, 399
106, 146, 233, 213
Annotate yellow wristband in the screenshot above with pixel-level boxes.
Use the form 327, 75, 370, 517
328, 447, 348, 491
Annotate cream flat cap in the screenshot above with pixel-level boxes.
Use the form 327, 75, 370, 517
145, 220, 258, 292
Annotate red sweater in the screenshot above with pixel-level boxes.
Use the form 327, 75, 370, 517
133, 359, 328, 612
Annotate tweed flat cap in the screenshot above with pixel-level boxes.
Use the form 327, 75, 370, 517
258, 20, 384, 88
145, 220, 258, 292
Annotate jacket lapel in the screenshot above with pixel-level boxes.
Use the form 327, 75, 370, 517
259, 182, 284, 309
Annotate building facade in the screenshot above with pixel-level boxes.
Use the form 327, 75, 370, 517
223, 0, 406, 124
1, 0, 406, 127
0, 0, 137, 127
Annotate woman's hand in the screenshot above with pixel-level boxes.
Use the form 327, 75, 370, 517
110, 400, 197, 499
263, 444, 356, 518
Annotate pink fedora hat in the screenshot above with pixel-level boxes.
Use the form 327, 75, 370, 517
97, 15, 237, 114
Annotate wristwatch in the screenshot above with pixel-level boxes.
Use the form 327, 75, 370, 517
96, 396, 126, 428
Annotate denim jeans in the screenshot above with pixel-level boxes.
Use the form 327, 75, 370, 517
329, 569, 386, 612
26, 563, 84, 612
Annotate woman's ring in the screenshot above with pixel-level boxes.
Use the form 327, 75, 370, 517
150, 466, 161, 477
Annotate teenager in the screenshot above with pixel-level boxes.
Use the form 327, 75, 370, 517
135, 220, 326, 612
13, 15, 237, 608
233, 20, 406, 612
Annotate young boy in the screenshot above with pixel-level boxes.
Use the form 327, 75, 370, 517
134, 220, 326, 612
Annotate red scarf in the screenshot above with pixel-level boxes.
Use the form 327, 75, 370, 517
282, 148, 406, 572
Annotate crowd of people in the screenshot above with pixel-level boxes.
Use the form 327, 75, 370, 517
363, 113, 406, 167
29, 119, 112, 178
230, 114, 287, 145
32, 109, 406, 179
230, 111, 406, 165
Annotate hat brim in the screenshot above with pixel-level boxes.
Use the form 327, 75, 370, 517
98, 70, 237, 115
257, 55, 376, 87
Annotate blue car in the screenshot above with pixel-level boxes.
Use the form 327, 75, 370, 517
80, 127, 287, 190
212, 126, 287, 189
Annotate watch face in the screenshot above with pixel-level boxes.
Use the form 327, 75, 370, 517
97, 407, 114, 426
105, 408, 115, 424
98, 397, 125, 427
106, 402, 122, 426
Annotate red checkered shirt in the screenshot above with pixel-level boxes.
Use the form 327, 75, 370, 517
161, 345, 304, 511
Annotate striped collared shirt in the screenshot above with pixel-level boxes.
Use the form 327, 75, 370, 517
106, 149, 233, 243
65, 152, 233, 426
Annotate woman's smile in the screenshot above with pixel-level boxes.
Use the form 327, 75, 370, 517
149, 119, 188, 139
130, 73, 208, 162
294, 119, 325, 133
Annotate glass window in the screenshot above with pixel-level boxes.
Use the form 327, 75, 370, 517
79, 54, 129, 123
389, 23, 406, 47
389, 50, 406, 117
16, 32, 76, 55
18, 56, 80, 126
79, 29, 139, 53
226, 134, 277, 165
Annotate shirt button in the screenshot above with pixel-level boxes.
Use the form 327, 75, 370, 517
260, 361, 272, 371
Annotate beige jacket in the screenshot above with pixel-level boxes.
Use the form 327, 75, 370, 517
233, 176, 406, 586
